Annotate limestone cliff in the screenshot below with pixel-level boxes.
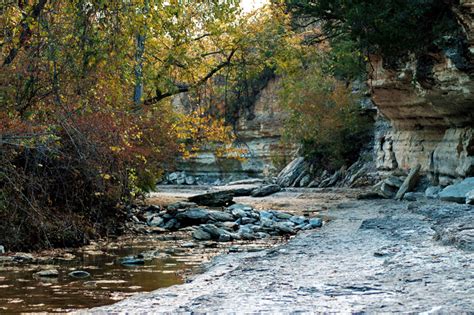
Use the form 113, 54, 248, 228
175, 79, 293, 182
371, 1, 474, 185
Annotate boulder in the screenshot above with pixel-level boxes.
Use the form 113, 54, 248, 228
192, 228, 212, 241
227, 204, 253, 218
380, 182, 398, 198
175, 208, 210, 225
277, 157, 307, 187
147, 216, 164, 227
290, 216, 307, 225
395, 164, 421, 200
188, 190, 234, 207
194, 224, 233, 242
439, 177, 474, 203
308, 218, 323, 228
238, 225, 256, 240
425, 186, 441, 199
185, 176, 196, 185
208, 211, 235, 222
162, 218, 179, 230
275, 212, 293, 220
274, 222, 296, 234
299, 174, 312, 187
384, 176, 404, 189
251, 184, 281, 197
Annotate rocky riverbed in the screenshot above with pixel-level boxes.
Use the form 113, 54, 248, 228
89, 186, 474, 313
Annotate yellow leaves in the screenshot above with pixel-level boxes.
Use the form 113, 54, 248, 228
101, 173, 112, 180
172, 109, 244, 160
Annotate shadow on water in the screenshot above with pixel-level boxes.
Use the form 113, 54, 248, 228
0, 242, 188, 313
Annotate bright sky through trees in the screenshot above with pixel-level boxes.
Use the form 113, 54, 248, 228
241, 0, 268, 13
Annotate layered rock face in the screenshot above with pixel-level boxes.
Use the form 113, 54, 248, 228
371, 2, 474, 184
176, 79, 293, 182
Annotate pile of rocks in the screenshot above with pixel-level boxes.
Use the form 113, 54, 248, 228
131, 202, 323, 242
161, 171, 199, 185
360, 166, 474, 205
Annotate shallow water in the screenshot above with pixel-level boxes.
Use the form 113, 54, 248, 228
0, 240, 189, 313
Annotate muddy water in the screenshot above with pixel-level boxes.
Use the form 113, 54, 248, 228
0, 234, 280, 313
0, 238, 193, 313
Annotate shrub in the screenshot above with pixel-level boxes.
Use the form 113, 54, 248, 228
279, 64, 372, 171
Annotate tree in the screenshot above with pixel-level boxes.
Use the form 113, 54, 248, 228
283, 0, 459, 58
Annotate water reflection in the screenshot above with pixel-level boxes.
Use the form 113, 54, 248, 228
0, 243, 185, 313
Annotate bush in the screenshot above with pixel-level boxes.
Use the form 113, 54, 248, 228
279, 65, 372, 171
0, 108, 178, 251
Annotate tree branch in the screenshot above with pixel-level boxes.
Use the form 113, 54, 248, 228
2, 0, 48, 67
141, 47, 237, 107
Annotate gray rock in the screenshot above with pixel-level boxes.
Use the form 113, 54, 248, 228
226, 187, 255, 197
259, 211, 274, 220
185, 176, 196, 185
181, 242, 196, 248
299, 174, 312, 187
255, 232, 270, 239
121, 257, 145, 266
176, 208, 210, 224
208, 211, 234, 222
395, 165, 421, 200
0, 245, 4, 254
162, 218, 179, 230
275, 212, 293, 220
403, 192, 424, 201
309, 218, 323, 228
69, 270, 91, 278
216, 221, 239, 231
277, 157, 307, 187
238, 225, 256, 240
357, 191, 387, 200
192, 228, 212, 241
241, 217, 258, 225
167, 172, 179, 182
147, 216, 164, 227
466, 190, 474, 205
167, 201, 197, 211
226, 178, 264, 186
35, 269, 59, 277
13, 253, 35, 262
188, 190, 234, 207
275, 222, 296, 234
131, 215, 141, 224
194, 224, 233, 242
384, 176, 404, 188
290, 216, 307, 225
251, 184, 281, 197
227, 204, 253, 219
439, 178, 474, 203
380, 182, 398, 198
260, 218, 275, 228
425, 186, 441, 199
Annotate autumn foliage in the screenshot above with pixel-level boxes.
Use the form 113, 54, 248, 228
0, 1, 245, 250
